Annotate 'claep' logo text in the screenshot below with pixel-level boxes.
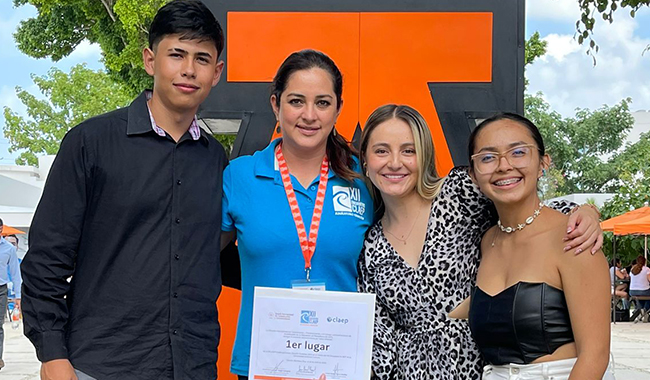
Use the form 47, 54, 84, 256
326, 316, 349, 324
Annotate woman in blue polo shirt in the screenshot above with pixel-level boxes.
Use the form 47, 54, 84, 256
221, 49, 373, 379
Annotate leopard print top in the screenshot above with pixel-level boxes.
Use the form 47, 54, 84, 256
357, 167, 574, 380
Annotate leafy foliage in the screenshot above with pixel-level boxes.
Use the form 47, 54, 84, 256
13, 0, 169, 96
3, 64, 132, 165
524, 32, 548, 89
601, 177, 650, 264
525, 93, 635, 195
576, 0, 650, 58
525, 32, 548, 67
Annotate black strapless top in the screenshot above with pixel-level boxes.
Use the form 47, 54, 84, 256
468, 282, 575, 365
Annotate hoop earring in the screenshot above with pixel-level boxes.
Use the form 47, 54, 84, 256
332, 128, 338, 137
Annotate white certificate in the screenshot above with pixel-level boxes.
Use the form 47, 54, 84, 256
249, 287, 376, 380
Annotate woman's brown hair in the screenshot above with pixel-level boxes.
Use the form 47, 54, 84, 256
631, 255, 647, 276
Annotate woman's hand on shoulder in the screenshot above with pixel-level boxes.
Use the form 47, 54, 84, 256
563, 204, 603, 255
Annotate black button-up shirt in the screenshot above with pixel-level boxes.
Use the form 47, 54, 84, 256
21, 92, 227, 379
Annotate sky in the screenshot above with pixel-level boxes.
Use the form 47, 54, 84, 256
1, 0, 649, 165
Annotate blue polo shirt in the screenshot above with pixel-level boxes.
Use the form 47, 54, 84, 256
222, 139, 373, 376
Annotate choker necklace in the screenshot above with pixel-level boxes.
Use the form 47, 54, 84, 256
492, 202, 544, 247
498, 202, 544, 233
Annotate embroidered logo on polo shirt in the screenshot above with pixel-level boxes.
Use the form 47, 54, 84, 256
333, 186, 366, 219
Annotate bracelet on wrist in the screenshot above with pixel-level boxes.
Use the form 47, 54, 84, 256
570, 203, 601, 219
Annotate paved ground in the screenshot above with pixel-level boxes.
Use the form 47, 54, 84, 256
1, 321, 649, 379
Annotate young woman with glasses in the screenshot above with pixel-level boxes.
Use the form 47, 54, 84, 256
465, 113, 614, 379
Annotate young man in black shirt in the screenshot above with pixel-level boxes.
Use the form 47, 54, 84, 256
21, 1, 227, 379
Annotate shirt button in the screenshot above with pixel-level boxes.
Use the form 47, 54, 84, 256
512, 368, 520, 374
310, 186, 316, 191
173, 330, 178, 335
173, 292, 178, 298
175, 218, 181, 224
175, 254, 180, 260
307, 198, 313, 203
177, 180, 182, 185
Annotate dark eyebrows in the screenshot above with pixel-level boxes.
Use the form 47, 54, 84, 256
286, 93, 305, 98
476, 141, 530, 153
168, 48, 187, 55
285, 93, 334, 99
196, 51, 213, 59
167, 48, 213, 60
371, 142, 415, 149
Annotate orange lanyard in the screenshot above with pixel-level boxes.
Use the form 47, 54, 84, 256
275, 143, 329, 281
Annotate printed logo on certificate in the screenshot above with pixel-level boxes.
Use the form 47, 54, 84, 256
249, 287, 376, 380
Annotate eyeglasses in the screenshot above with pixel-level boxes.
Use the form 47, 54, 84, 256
471, 144, 538, 174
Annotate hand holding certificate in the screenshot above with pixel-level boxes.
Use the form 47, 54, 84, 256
249, 287, 376, 380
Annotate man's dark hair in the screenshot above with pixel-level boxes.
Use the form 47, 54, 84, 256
0, 217, 3, 226
148, 0, 225, 57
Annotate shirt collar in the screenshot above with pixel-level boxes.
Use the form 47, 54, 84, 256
126, 91, 204, 142
254, 138, 282, 179
145, 91, 201, 140
254, 138, 336, 180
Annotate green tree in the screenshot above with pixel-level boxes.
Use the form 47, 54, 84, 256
12, 0, 168, 96
524, 32, 548, 89
525, 93, 635, 196
600, 132, 650, 263
3, 64, 132, 165
576, 0, 650, 58
525, 31, 548, 66
600, 177, 650, 264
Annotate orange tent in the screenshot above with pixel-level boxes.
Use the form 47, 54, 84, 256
1, 225, 25, 236
603, 205, 650, 323
614, 214, 650, 236
601, 206, 650, 232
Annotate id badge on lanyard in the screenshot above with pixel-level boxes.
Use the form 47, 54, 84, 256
276, 143, 328, 291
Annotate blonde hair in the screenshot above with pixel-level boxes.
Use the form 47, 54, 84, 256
359, 104, 445, 214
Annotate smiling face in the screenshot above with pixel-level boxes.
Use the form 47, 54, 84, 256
470, 119, 550, 206
143, 34, 224, 113
271, 68, 340, 154
364, 117, 419, 200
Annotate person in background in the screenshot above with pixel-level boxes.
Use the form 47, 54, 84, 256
5, 235, 18, 250
20, 1, 227, 379
0, 219, 22, 371
356, 105, 603, 379
629, 255, 650, 323
5, 234, 22, 312
610, 258, 629, 309
220, 49, 373, 379
467, 113, 613, 379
